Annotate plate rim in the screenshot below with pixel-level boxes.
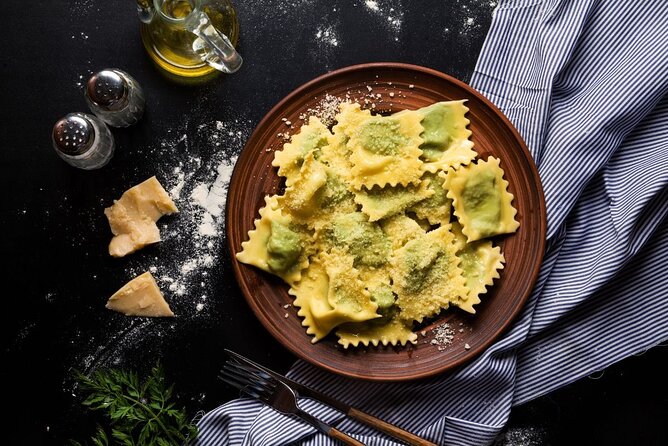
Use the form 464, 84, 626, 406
225, 62, 546, 381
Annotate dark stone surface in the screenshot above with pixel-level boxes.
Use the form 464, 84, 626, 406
1, 1, 665, 444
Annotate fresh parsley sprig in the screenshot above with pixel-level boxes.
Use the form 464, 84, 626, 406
71, 363, 198, 446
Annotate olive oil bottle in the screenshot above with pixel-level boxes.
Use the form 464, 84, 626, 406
138, 0, 241, 79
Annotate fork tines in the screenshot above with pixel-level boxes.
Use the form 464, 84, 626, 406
218, 360, 277, 401
226, 360, 272, 380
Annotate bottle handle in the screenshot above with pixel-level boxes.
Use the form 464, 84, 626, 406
184, 10, 243, 74
136, 0, 155, 24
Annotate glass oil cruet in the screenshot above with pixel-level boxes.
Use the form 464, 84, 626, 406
137, 0, 242, 79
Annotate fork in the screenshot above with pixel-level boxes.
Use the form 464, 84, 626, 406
220, 362, 365, 446
224, 349, 438, 446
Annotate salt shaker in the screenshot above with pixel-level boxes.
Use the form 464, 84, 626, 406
52, 113, 115, 170
85, 69, 145, 127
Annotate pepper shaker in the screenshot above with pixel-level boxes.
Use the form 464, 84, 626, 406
85, 69, 145, 127
52, 113, 115, 170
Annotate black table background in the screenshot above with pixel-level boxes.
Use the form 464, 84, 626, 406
2, 1, 666, 445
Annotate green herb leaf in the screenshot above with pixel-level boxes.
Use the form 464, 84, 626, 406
71, 363, 198, 446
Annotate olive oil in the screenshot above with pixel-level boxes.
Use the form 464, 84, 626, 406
140, 0, 240, 79
162, 0, 193, 18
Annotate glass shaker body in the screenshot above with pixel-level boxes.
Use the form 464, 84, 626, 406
52, 113, 115, 170
85, 69, 145, 127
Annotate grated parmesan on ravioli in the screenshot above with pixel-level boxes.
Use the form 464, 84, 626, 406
237, 100, 518, 347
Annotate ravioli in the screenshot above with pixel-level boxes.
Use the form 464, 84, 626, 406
277, 152, 328, 220
391, 226, 469, 322
445, 156, 520, 242
237, 100, 518, 348
278, 152, 357, 230
320, 211, 391, 268
355, 180, 434, 222
291, 250, 379, 342
380, 214, 426, 250
414, 100, 477, 173
336, 315, 417, 348
451, 222, 505, 311
408, 172, 452, 225
318, 131, 353, 180
236, 195, 311, 286
345, 105, 425, 189
272, 116, 331, 187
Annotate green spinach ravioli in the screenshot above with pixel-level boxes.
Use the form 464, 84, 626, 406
237, 99, 518, 347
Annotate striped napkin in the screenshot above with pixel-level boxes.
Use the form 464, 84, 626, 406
195, 1, 668, 444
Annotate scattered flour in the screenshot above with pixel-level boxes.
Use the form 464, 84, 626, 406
63, 112, 252, 397
74, 64, 93, 90
191, 154, 238, 236
238, 0, 320, 36
75, 74, 85, 89
71, 0, 94, 17
494, 426, 547, 445
66, 319, 162, 385
462, 16, 479, 34
315, 25, 339, 47
120, 117, 251, 312
169, 168, 186, 199
362, 0, 404, 40
365, 1, 380, 11
442, 0, 496, 38
311, 16, 343, 69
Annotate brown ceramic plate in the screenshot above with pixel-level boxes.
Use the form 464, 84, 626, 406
226, 63, 546, 381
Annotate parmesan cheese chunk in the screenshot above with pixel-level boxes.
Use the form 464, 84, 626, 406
106, 272, 174, 317
104, 176, 178, 257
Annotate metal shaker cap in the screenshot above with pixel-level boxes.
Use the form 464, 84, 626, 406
86, 70, 128, 111
52, 113, 95, 156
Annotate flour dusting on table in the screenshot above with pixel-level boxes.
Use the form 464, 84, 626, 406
443, 0, 496, 39
64, 113, 252, 392
496, 426, 547, 445
362, 0, 404, 40
315, 25, 339, 47
311, 14, 342, 69
239, 0, 319, 34
128, 119, 249, 307
72, 0, 94, 17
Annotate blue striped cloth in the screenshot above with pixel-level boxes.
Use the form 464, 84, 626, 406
195, 1, 668, 444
